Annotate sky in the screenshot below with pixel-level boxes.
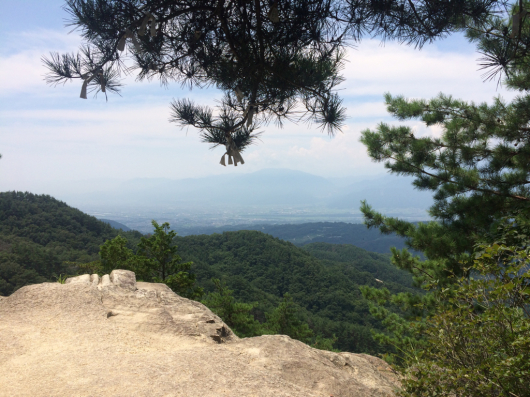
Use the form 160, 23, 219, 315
0, 1, 519, 195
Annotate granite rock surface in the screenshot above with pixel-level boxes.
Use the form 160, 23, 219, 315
0, 270, 400, 397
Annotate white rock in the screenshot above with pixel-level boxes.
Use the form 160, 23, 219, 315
110, 269, 137, 290
90, 274, 99, 285
64, 274, 91, 284
99, 274, 111, 288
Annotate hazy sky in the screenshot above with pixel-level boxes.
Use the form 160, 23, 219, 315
0, 1, 518, 194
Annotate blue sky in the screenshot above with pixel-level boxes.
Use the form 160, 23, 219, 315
0, 1, 518, 195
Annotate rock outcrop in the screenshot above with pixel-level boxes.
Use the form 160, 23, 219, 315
0, 270, 400, 397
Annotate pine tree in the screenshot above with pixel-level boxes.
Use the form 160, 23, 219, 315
99, 235, 137, 273
137, 220, 203, 299
358, 1, 530, 390
394, 220, 530, 397
43, 0, 502, 164
360, 0, 529, 287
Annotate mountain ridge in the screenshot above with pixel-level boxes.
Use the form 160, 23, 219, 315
40, 168, 433, 216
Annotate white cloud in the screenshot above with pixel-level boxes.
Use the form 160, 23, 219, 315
343, 101, 389, 120
0, 29, 82, 95
341, 40, 516, 104
0, 29, 521, 192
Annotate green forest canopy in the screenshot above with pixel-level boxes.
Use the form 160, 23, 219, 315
176, 222, 411, 254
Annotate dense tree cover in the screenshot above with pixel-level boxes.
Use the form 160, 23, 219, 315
0, 192, 142, 252
302, 242, 413, 287
43, 0, 503, 163
262, 292, 315, 344
175, 230, 417, 354
0, 192, 142, 295
178, 222, 410, 253
201, 280, 338, 349
0, 236, 48, 296
99, 235, 139, 273
202, 278, 264, 338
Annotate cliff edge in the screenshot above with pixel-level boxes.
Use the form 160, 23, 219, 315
0, 270, 400, 397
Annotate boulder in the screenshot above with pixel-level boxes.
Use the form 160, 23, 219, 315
64, 273, 91, 284
0, 271, 400, 397
109, 269, 137, 291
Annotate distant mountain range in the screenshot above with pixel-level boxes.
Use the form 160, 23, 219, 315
54, 168, 433, 216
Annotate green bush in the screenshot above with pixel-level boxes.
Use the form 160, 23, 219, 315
397, 242, 530, 397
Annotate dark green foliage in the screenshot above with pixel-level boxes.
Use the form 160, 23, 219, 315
202, 278, 262, 338
0, 233, 78, 296
98, 234, 148, 279
74, 260, 104, 276
137, 221, 191, 280
397, 238, 530, 397
361, 93, 530, 228
278, 223, 410, 253
263, 293, 314, 344
466, 0, 530, 85
358, 5, 530, 393
178, 222, 410, 254
137, 221, 203, 299
175, 230, 417, 354
358, 4, 530, 287
0, 191, 142, 253
359, 94, 530, 393
43, 0, 502, 157
99, 235, 136, 273
0, 262, 45, 297
202, 279, 336, 348
0, 237, 48, 296
0, 191, 141, 295
358, 76, 530, 323
303, 243, 414, 289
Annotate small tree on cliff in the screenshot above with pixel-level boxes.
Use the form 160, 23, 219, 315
137, 220, 203, 299
98, 221, 202, 299
202, 278, 262, 337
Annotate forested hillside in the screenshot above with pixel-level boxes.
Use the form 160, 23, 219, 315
0, 191, 418, 354
302, 243, 413, 287
176, 222, 409, 254
0, 192, 142, 295
175, 232, 416, 354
